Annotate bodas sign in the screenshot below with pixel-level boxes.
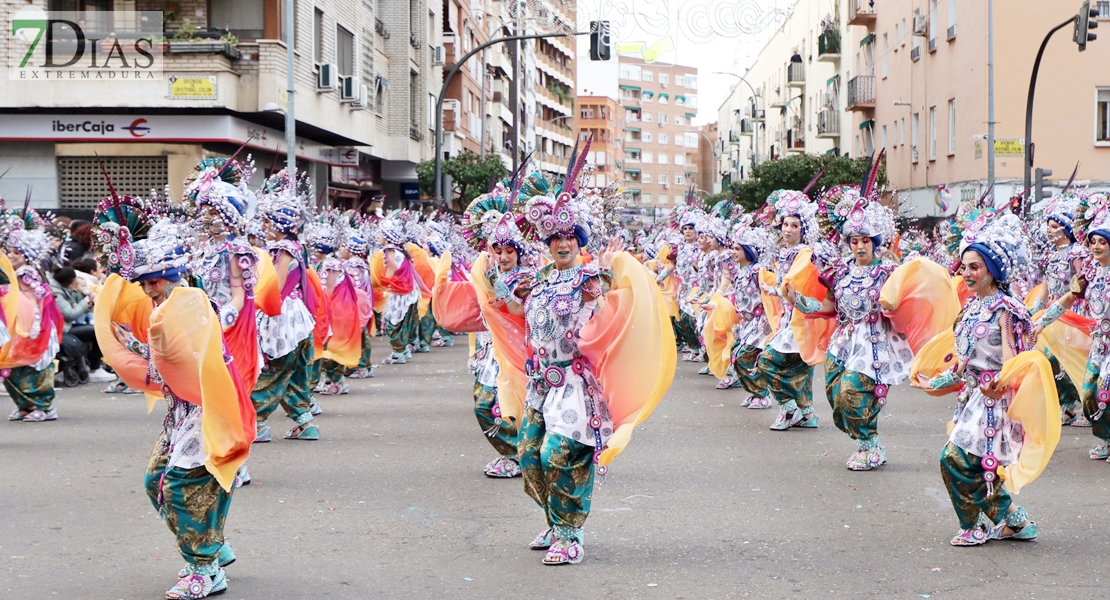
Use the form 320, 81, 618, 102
8, 8, 163, 81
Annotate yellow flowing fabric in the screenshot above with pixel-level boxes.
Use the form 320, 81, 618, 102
879, 257, 962, 353
759, 269, 783, 344
0, 254, 64, 369
149, 288, 254, 492
253, 247, 282, 317
405, 243, 436, 318
995, 351, 1061, 494
430, 250, 485, 333
782, 249, 835, 365
1024, 282, 1046, 311
471, 253, 529, 428
368, 250, 388, 312
701, 293, 738, 379
321, 276, 368, 367
93, 274, 162, 410
579, 252, 677, 466
909, 330, 962, 397
1032, 308, 1093, 389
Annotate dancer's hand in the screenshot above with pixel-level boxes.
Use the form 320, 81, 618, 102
908, 373, 932, 390
598, 237, 623, 270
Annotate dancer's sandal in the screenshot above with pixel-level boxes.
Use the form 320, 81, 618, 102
7, 408, 27, 421
716, 375, 739, 389
697, 365, 711, 375
22, 408, 57, 422
284, 424, 319, 440
988, 507, 1037, 541
747, 396, 773, 409
483, 457, 522, 478
950, 514, 994, 547
1089, 444, 1110, 460
769, 409, 803, 431
1071, 414, 1092, 427
253, 423, 271, 443
529, 528, 554, 550
797, 415, 819, 428
165, 567, 226, 599
179, 545, 236, 577
542, 539, 584, 565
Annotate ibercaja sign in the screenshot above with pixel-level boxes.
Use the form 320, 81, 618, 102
7, 7, 163, 81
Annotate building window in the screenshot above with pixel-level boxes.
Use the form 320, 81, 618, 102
643, 111, 652, 121
912, 112, 920, 163
643, 132, 652, 143
660, 74, 668, 86
643, 193, 652, 204
881, 33, 888, 78
1097, 88, 1110, 143
675, 174, 685, 185
902, 18, 908, 45
894, 23, 900, 48
948, 99, 957, 154
929, 106, 937, 160
642, 71, 653, 82
659, 173, 668, 185
313, 8, 325, 63
643, 152, 653, 163
881, 124, 888, 150
210, 0, 266, 42
675, 154, 685, 166
337, 25, 355, 77
675, 194, 684, 205
949, 0, 958, 38
643, 173, 652, 183
658, 153, 668, 164
659, 133, 668, 144
929, 0, 938, 51
659, 114, 668, 125
901, 117, 906, 145
410, 70, 419, 126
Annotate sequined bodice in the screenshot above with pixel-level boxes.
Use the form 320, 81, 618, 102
523, 264, 603, 344
194, 236, 258, 308
1045, 243, 1087, 301
832, 259, 894, 325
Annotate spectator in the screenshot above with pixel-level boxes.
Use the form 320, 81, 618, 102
60, 221, 93, 264
790, 49, 803, 63
68, 257, 104, 324
50, 267, 113, 383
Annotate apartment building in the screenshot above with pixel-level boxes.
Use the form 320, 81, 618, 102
846, 0, 1110, 214
533, 17, 577, 175
717, 0, 854, 187
698, 123, 720, 195
0, 0, 439, 211
617, 57, 702, 214
575, 96, 623, 189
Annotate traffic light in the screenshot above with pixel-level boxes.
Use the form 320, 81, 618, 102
589, 20, 611, 61
1074, 0, 1099, 51
1035, 167, 1054, 204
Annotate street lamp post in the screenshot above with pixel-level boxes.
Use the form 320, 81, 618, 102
435, 32, 576, 207
283, 0, 296, 176
715, 72, 761, 169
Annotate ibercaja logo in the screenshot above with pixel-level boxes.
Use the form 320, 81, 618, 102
8, 7, 163, 81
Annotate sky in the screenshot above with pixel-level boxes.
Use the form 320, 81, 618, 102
572, 0, 794, 125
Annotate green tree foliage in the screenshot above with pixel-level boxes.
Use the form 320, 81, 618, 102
416, 151, 509, 212
721, 154, 887, 212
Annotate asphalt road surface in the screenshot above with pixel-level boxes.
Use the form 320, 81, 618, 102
3, 338, 1109, 599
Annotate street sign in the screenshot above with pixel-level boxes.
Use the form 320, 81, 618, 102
167, 75, 217, 100
974, 137, 1024, 158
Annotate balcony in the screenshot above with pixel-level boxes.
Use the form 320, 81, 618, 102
817, 30, 841, 62
911, 46, 921, 61
817, 109, 840, 137
846, 75, 875, 111
787, 62, 805, 87
740, 119, 754, 134
848, 0, 877, 25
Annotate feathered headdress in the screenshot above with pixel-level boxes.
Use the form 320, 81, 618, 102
1077, 191, 1110, 244
187, 156, 258, 235
129, 218, 193, 282
728, 216, 775, 267
950, 193, 1031, 285
817, 185, 897, 248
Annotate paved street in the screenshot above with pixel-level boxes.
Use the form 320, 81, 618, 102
3, 337, 1110, 599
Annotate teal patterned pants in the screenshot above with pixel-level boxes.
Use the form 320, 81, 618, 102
939, 442, 1012, 530
519, 408, 595, 542
756, 346, 814, 411
672, 313, 701, 350
5, 364, 55, 413
1080, 357, 1110, 443
824, 357, 880, 441
417, 305, 436, 347
1046, 349, 1081, 412
355, 329, 373, 370
321, 359, 345, 384
474, 381, 519, 458
731, 343, 768, 397
144, 435, 232, 566
387, 305, 419, 353
252, 336, 315, 425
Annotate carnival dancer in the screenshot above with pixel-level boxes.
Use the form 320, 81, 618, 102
723, 220, 775, 405
508, 167, 675, 566
672, 207, 704, 361
309, 217, 350, 395
254, 170, 319, 441
911, 207, 1059, 546
756, 190, 820, 430
2, 223, 63, 422
460, 190, 534, 478
341, 223, 375, 379
1029, 192, 1090, 426
786, 186, 911, 469
1033, 191, 1110, 458
694, 216, 728, 378
374, 219, 423, 364
98, 216, 254, 598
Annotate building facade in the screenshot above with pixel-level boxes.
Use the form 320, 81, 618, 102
0, 0, 440, 212
717, 0, 853, 188
575, 95, 623, 189
616, 57, 701, 214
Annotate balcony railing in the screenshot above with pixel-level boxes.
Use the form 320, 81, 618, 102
818, 30, 840, 60
817, 109, 840, 137
787, 62, 805, 86
1099, 0, 1110, 18
740, 119, 754, 134
846, 75, 875, 110
848, 0, 877, 24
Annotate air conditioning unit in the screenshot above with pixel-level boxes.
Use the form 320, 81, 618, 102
913, 15, 927, 35
350, 84, 368, 109
662, 183, 670, 189
341, 76, 361, 101
433, 45, 446, 65
317, 63, 339, 91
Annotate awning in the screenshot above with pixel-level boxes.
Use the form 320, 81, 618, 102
676, 94, 686, 101
626, 127, 641, 132
619, 84, 641, 91
622, 105, 640, 111
642, 91, 654, 97
859, 119, 874, 130
627, 189, 641, 194
860, 33, 874, 46
626, 148, 641, 153
624, 168, 641, 173
658, 93, 669, 99
827, 75, 838, 85
686, 113, 697, 119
